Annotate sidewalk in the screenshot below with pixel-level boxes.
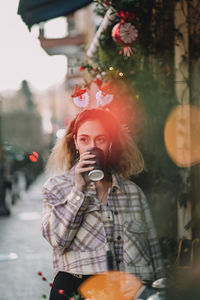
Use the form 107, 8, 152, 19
0, 173, 53, 300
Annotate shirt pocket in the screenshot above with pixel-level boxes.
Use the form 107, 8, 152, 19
71, 206, 107, 251
123, 219, 151, 266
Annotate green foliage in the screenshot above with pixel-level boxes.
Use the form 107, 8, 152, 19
87, 1, 189, 248
90, 0, 178, 185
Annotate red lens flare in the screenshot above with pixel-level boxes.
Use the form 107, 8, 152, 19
32, 151, 39, 159
88, 80, 144, 137
29, 151, 39, 162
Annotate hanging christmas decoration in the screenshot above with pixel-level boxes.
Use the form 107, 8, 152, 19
112, 11, 138, 57
78, 66, 84, 72
71, 85, 89, 108
93, 78, 102, 88
71, 81, 114, 108
96, 82, 114, 107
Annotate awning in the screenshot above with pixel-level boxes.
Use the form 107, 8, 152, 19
17, 0, 93, 29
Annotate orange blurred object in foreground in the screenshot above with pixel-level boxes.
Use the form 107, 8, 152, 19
79, 271, 142, 300
164, 104, 200, 167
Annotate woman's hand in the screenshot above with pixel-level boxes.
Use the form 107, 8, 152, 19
74, 151, 95, 191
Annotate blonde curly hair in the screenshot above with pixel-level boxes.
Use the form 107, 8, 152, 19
46, 108, 144, 178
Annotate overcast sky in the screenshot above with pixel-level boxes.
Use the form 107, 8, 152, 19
0, 1, 67, 92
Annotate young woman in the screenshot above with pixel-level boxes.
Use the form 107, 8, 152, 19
41, 108, 165, 300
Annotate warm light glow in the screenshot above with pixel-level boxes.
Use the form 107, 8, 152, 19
88, 80, 144, 134
119, 72, 124, 77
109, 67, 114, 71
164, 104, 200, 167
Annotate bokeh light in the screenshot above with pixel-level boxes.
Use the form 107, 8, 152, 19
29, 151, 39, 162
164, 104, 200, 167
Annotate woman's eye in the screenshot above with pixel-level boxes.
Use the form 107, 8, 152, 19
80, 137, 88, 143
97, 137, 106, 143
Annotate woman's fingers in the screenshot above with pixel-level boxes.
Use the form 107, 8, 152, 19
74, 152, 95, 191
79, 152, 95, 160
78, 159, 96, 167
77, 152, 96, 170
78, 166, 94, 173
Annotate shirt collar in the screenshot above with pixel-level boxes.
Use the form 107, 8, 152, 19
111, 171, 125, 193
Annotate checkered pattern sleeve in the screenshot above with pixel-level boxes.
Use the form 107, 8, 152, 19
138, 188, 166, 279
41, 175, 90, 249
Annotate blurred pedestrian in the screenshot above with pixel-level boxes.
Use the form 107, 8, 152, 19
41, 108, 165, 300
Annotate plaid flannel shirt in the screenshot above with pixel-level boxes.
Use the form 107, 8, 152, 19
41, 167, 165, 281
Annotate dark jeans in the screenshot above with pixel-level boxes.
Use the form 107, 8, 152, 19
49, 272, 91, 300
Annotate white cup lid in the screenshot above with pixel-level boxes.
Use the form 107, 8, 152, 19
88, 169, 104, 181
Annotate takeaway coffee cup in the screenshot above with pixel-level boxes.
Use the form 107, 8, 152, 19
87, 147, 104, 181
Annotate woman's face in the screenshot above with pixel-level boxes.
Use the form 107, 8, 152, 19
74, 120, 111, 156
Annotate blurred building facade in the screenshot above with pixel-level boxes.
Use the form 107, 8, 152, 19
0, 81, 50, 215
1, 80, 45, 153
37, 5, 96, 129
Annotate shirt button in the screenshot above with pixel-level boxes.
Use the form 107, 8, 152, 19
114, 211, 118, 215
108, 239, 113, 243
117, 236, 121, 240
117, 260, 121, 264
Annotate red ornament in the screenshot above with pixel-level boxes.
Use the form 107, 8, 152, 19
79, 66, 84, 72
99, 82, 112, 96
71, 85, 89, 108
42, 277, 46, 281
37, 272, 42, 276
93, 67, 98, 72
96, 82, 114, 107
94, 78, 102, 87
49, 283, 53, 287
71, 85, 87, 99
116, 11, 136, 21
58, 289, 65, 295
112, 21, 138, 57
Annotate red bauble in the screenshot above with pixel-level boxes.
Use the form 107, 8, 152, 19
58, 289, 65, 295
112, 21, 138, 56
